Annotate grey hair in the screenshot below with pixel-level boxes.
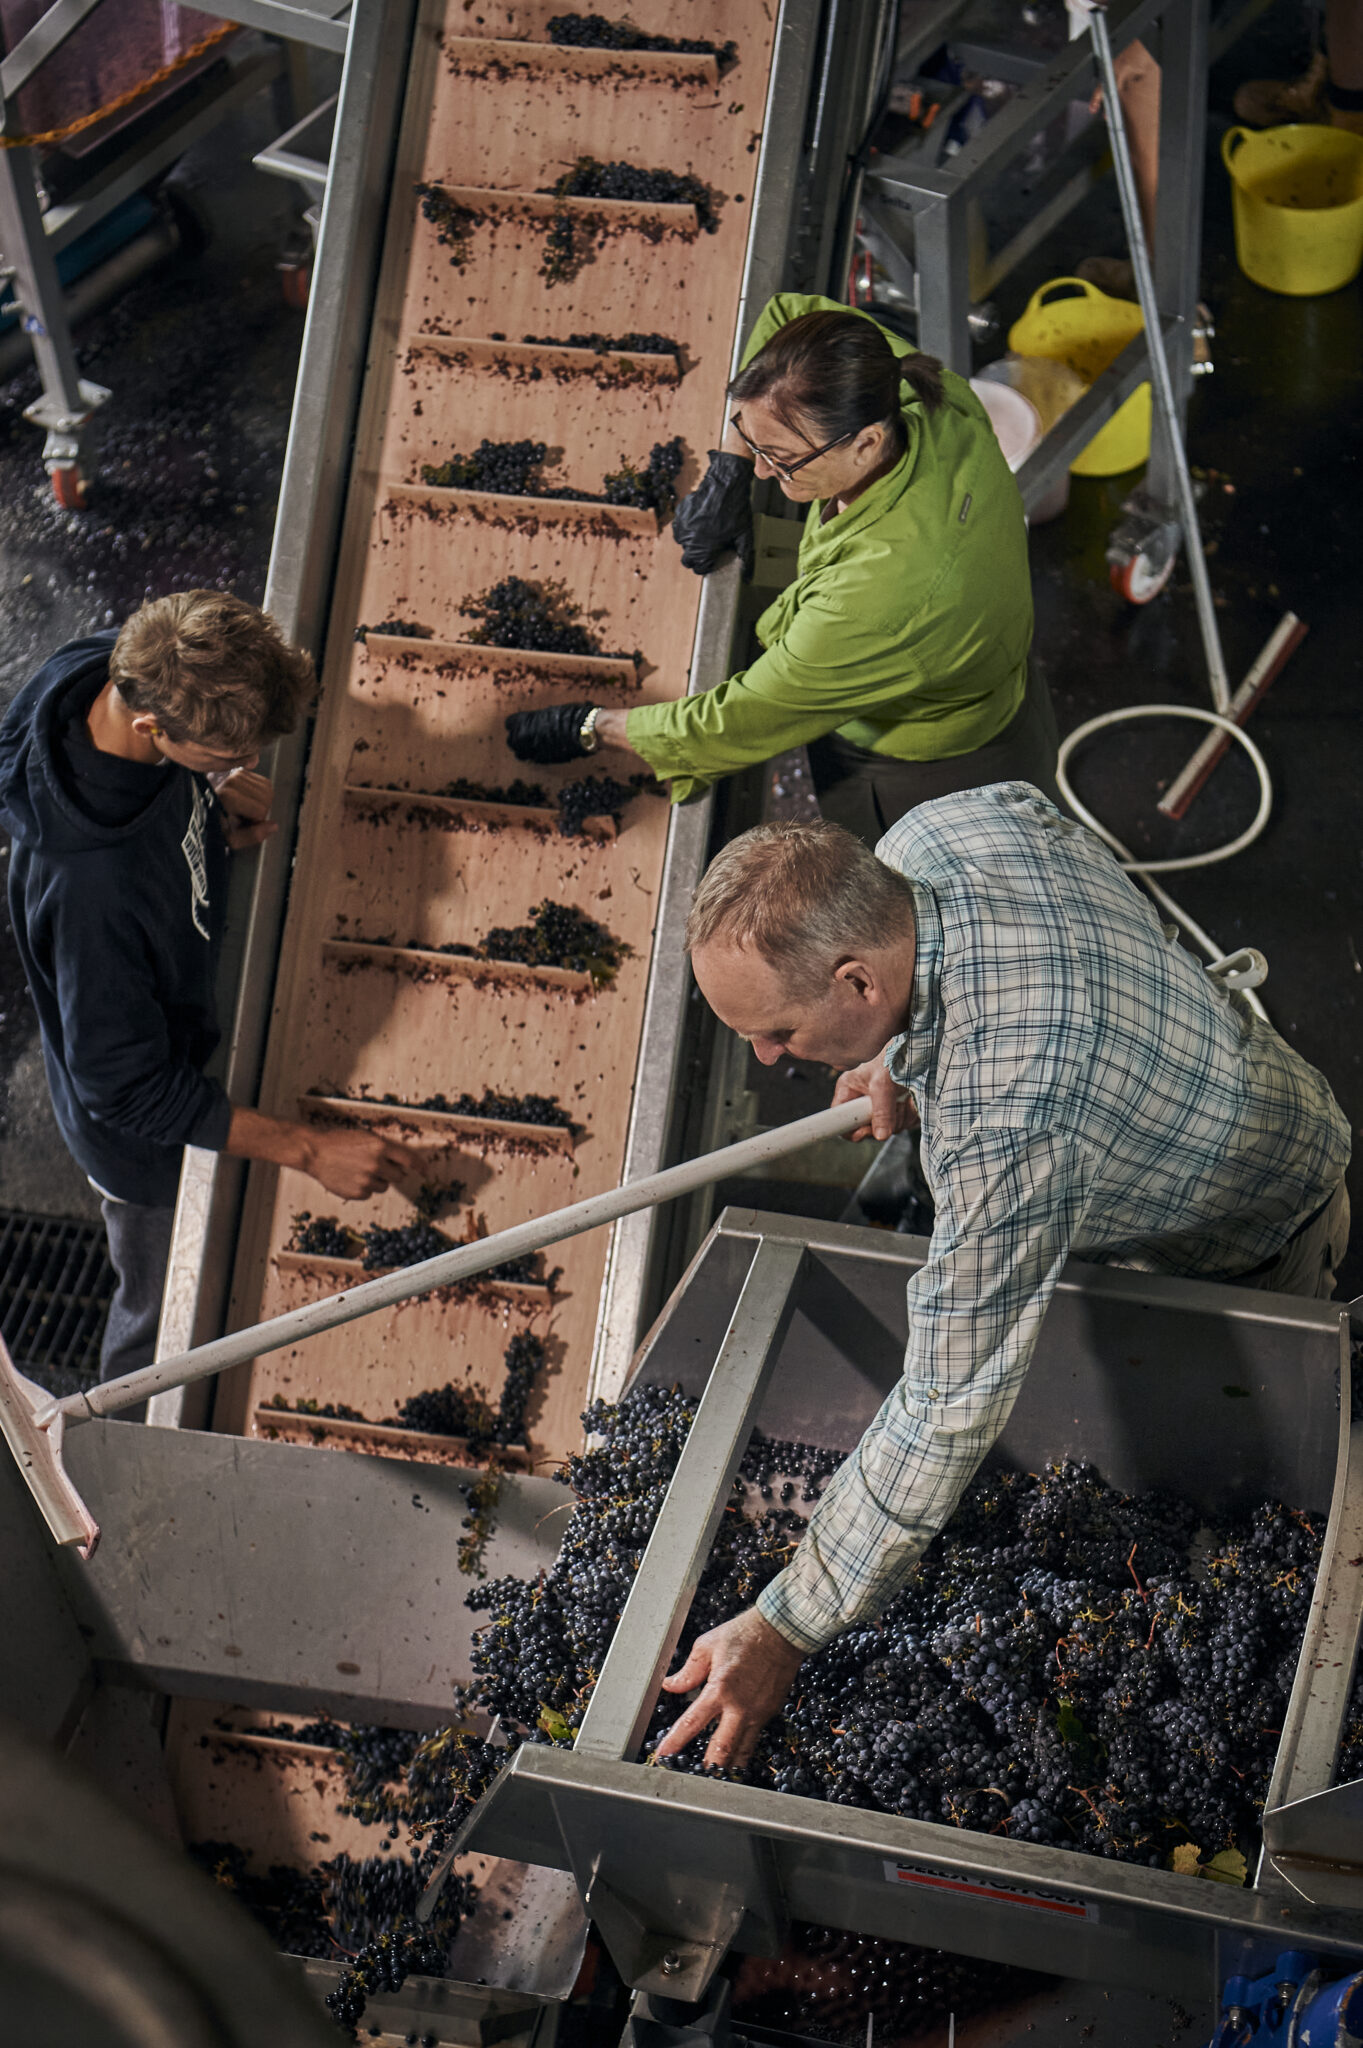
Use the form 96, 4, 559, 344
685, 820, 916, 1000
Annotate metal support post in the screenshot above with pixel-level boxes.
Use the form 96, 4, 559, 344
575, 1238, 807, 1766
0, 142, 108, 498
913, 186, 974, 369
1148, 0, 1208, 505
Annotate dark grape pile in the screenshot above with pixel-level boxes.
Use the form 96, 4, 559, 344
464, 1387, 1325, 1874
543, 156, 720, 233
263, 1394, 367, 1424
556, 772, 659, 837
419, 436, 683, 517
389, 1333, 546, 1453
600, 436, 685, 515
435, 775, 550, 808
349, 897, 627, 984
733, 1921, 1050, 2044
354, 617, 433, 642
377, 1086, 579, 1132
546, 13, 733, 57
521, 329, 680, 357
286, 1209, 456, 1273
459, 575, 604, 656
287, 1212, 359, 1259
479, 898, 629, 980
416, 182, 478, 268
188, 1838, 467, 1972
421, 437, 551, 493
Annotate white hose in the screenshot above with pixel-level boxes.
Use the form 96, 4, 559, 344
1055, 704, 1273, 1022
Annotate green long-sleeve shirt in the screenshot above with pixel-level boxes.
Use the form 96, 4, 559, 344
626, 293, 1034, 803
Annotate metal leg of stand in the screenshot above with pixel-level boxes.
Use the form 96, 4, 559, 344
914, 186, 973, 371
0, 142, 108, 502
1148, 0, 1207, 507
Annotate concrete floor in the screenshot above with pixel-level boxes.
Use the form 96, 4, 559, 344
0, 4, 1359, 1302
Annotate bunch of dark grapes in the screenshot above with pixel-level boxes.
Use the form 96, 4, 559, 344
359, 1217, 453, 1272
436, 775, 549, 807
556, 772, 659, 837
544, 155, 720, 234
601, 436, 685, 515
372, 1086, 577, 1132
189, 1841, 333, 1958
287, 1212, 359, 1258
740, 1432, 844, 1506
415, 182, 478, 267
421, 437, 549, 493
521, 329, 680, 357
354, 617, 433, 643
459, 575, 602, 655
480, 898, 629, 979
495, 1332, 546, 1449
733, 1922, 1050, 2044
546, 13, 733, 58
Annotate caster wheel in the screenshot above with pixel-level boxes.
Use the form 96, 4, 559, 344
279, 260, 311, 310
50, 464, 88, 510
1109, 548, 1176, 604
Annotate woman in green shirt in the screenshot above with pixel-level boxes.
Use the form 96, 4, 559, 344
506, 294, 1056, 846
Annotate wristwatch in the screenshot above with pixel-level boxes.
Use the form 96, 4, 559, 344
578, 706, 602, 754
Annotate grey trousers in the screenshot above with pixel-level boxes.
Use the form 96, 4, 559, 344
100, 1196, 176, 1421
808, 666, 1062, 848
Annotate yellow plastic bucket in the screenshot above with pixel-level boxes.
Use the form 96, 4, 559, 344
1222, 123, 1363, 296
1007, 278, 1151, 477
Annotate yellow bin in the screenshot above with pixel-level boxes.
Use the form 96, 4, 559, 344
1007, 278, 1151, 477
1222, 123, 1363, 296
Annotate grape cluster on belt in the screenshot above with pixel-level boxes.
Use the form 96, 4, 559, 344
459, 575, 605, 656
415, 182, 478, 268
732, 1921, 1049, 2044
435, 774, 549, 808
263, 1393, 367, 1424
377, 1086, 578, 1132
354, 617, 433, 642
546, 13, 734, 58
521, 329, 680, 357
556, 772, 660, 837
286, 1207, 460, 1273
480, 898, 629, 980
419, 435, 684, 520
543, 155, 720, 234
389, 1333, 546, 1453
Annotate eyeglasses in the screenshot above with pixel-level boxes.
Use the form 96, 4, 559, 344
729, 411, 857, 484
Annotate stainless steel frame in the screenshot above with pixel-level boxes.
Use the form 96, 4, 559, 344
152, 0, 418, 1426
463, 1210, 1363, 2003
866, 0, 1207, 518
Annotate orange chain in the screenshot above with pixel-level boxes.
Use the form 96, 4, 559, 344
0, 21, 239, 151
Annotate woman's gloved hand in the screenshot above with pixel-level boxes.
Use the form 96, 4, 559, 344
505, 702, 597, 764
672, 451, 755, 578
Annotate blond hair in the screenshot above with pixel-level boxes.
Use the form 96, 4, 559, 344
685, 820, 916, 999
112, 591, 315, 751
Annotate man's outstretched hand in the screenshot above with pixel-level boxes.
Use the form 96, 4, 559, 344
656, 1607, 804, 1768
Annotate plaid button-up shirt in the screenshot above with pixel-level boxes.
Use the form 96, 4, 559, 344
757, 783, 1350, 1652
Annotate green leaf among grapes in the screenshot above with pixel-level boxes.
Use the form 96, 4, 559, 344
538, 1706, 572, 1742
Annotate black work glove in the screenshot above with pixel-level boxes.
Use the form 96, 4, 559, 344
505, 702, 597, 765
671, 450, 755, 579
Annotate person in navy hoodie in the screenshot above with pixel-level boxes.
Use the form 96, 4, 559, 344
0, 590, 416, 1406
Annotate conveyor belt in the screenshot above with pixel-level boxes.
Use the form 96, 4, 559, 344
210, 2, 782, 1463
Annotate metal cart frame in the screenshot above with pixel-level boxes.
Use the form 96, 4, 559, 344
461, 1211, 1363, 2008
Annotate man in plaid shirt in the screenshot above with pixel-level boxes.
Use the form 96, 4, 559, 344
657, 786, 1350, 1766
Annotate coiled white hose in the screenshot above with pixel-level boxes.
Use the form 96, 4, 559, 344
1056, 704, 1273, 1022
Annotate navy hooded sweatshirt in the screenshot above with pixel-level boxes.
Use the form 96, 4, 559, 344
0, 633, 233, 1206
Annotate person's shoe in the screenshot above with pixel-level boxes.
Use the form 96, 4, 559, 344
1232, 48, 1328, 127
1075, 254, 1136, 298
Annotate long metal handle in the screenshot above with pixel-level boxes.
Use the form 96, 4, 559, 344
1088, 1, 1230, 713
48, 1098, 873, 1427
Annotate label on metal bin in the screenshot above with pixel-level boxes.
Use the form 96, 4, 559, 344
882, 1860, 1097, 1920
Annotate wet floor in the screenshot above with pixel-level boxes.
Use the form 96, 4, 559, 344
1, 11, 1359, 1304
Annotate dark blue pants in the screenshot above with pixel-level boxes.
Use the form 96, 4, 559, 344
99, 1196, 175, 1422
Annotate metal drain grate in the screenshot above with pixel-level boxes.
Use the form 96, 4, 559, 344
0, 1209, 114, 1378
